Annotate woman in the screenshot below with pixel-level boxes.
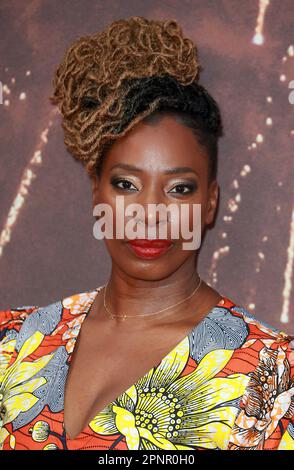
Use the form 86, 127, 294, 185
0, 16, 293, 451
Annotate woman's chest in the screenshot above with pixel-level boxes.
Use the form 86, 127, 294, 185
1, 304, 249, 450
63, 323, 189, 441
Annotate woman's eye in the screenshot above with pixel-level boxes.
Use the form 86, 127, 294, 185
169, 183, 196, 195
111, 179, 138, 192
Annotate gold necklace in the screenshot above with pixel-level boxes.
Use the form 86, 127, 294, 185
103, 276, 202, 320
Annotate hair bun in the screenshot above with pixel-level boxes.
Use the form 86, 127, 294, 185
48, 16, 202, 177
49, 16, 200, 115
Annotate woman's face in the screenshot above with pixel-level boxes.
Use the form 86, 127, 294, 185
91, 113, 219, 281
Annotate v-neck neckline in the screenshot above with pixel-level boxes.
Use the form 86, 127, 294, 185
61, 284, 226, 442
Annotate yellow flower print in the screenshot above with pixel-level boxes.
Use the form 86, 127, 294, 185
0, 427, 11, 449
43, 443, 59, 449
88, 338, 249, 450
0, 338, 16, 382
0, 331, 54, 449
0, 428, 16, 450
277, 428, 294, 450
30, 420, 51, 442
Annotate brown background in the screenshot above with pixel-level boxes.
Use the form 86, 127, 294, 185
0, 0, 293, 333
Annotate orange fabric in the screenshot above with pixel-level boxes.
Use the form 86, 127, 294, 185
0, 286, 293, 450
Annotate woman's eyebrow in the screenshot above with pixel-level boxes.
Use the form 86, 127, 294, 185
110, 163, 199, 175
163, 166, 199, 176
110, 163, 142, 172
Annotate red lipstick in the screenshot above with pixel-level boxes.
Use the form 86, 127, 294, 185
126, 239, 173, 259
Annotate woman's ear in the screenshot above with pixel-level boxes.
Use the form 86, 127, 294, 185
205, 180, 219, 226
91, 175, 100, 208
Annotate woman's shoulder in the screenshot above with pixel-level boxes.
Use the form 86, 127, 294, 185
214, 295, 294, 386
0, 305, 41, 390
0, 305, 40, 340
0, 286, 100, 340
220, 294, 294, 344
219, 295, 294, 406
0, 287, 98, 383
219, 296, 294, 450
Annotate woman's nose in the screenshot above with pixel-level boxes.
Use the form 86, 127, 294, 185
133, 185, 169, 228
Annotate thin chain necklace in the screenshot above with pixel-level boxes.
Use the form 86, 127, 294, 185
103, 276, 202, 320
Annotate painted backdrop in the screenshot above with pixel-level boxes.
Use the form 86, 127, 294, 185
0, 0, 293, 333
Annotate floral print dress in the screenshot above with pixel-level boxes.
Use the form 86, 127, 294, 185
0, 285, 294, 451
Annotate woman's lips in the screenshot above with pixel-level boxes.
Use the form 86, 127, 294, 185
126, 239, 173, 259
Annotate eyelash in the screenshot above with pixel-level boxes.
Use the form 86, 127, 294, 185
110, 178, 197, 195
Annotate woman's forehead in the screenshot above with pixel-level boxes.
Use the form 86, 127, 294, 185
102, 115, 209, 175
